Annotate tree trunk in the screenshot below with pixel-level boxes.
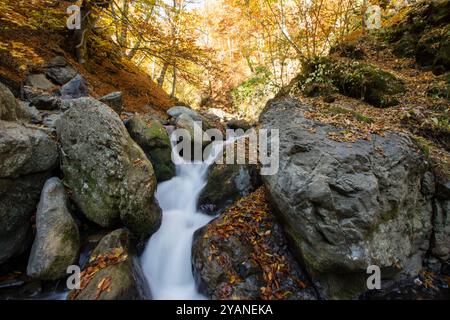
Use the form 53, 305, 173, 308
74, 0, 111, 65
157, 63, 169, 87
118, 0, 129, 51
170, 66, 177, 98
74, 0, 92, 65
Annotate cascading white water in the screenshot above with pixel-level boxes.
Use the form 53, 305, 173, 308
141, 137, 228, 300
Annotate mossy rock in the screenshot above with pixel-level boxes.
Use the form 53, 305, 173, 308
126, 116, 175, 182
416, 25, 450, 74
299, 57, 405, 108
387, 0, 450, 74
69, 229, 151, 300
57, 98, 161, 238
198, 163, 259, 214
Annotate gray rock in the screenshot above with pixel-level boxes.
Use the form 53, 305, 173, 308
30, 94, 61, 111
207, 108, 233, 121
0, 173, 51, 264
16, 101, 42, 123
99, 92, 123, 115
125, 116, 175, 182
175, 113, 212, 154
0, 82, 18, 121
199, 163, 259, 214
57, 97, 161, 237
432, 200, 450, 260
0, 121, 59, 178
44, 57, 77, 85
260, 98, 433, 299
168, 106, 202, 121
192, 189, 317, 300
25, 74, 56, 91
27, 177, 80, 280
60, 75, 88, 100
68, 229, 151, 300
41, 112, 62, 133
0, 121, 58, 264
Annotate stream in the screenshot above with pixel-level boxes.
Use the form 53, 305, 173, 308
140, 136, 228, 299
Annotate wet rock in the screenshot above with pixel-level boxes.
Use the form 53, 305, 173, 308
125, 115, 175, 182
44, 56, 77, 85
0, 121, 58, 264
198, 163, 259, 214
432, 200, 450, 260
57, 97, 161, 238
99, 92, 123, 115
60, 75, 88, 100
360, 273, 450, 300
260, 98, 433, 299
192, 188, 317, 300
27, 177, 80, 280
68, 229, 151, 300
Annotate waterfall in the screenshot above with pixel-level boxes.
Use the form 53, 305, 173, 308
140, 137, 228, 300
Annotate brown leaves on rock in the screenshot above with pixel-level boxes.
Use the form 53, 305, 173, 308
204, 187, 307, 300
94, 276, 112, 300
67, 247, 127, 300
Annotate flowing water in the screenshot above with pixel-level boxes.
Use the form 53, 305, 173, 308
140, 138, 228, 300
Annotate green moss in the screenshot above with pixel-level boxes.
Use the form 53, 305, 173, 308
126, 116, 175, 182
299, 57, 405, 108
386, 0, 450, 74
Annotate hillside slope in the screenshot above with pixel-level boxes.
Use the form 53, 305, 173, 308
0, 0, 174, 116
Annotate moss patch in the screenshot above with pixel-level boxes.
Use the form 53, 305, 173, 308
298, 57, 405, 108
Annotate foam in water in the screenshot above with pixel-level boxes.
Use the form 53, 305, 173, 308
141, 138, 229, 300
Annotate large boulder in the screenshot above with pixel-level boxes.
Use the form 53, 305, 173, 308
0, 121, 58, 264
260, 98, 433, 299
27, 177, 80, 280
192, 188, 316, 300
0, 82, 18, 121
68, 229, 151, 300
125, 115, 175, 182
56, 97, 161, 238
